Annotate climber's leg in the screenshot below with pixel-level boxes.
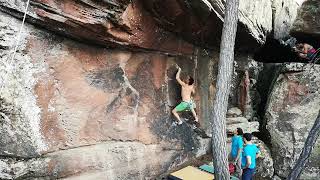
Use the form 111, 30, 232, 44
172, 108, 182, 125
191, 108, 198, 122
172, 102, 188, 125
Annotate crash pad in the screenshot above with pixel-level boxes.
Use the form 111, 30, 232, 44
168, 166, 214, 180
230, 176, 239, 180
199, 164, 214, 174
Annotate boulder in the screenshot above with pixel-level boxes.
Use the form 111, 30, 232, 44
290, 0, 320, 46
229, 56, 263, 120
272, 0, 299, 39
0, 159, 11, 179
253, 139, 274, 180
0, 0, 310, 179
265, 63, 320, 178
0, 11, 213, 179
226, 117, 259, 134
272, 175, 282, 180
209, 0, 298, 46
0, 141, 184, 179
0, 0, 193, 55
227, 107, 242, 117
237, 0, 273, 44
0, 0, 299, 52
144, 0, 273, 48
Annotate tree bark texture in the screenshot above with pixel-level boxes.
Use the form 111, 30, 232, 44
211, 0, 239, 179
287, 110, 320, 180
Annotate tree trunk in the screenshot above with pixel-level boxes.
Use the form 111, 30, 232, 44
287, 110, 320, 180
211, 0, 239, 179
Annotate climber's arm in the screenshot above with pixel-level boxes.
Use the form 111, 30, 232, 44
176, 67, 185, 86
299, 53, 307, 59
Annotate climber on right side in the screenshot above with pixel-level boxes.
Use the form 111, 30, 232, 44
294, 43, 318, 61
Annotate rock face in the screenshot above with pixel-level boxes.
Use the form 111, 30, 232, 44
226, 116, 259, 134
254, 139, 274, 180
291, 0, 320, 45
265, 63, 320, 179
237, 0, 272, 44
230, 55, 264, 120
0, 10, 215, 179
208, 0, 299, 46
0, 0, 309, 179
273, 0, 299, 39
143, 0, 273, 48
226, 108, 259, 134
0, 0, 298, 52
0, 0, 194, 55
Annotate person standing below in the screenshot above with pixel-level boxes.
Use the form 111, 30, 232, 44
172, 67, 198, 125
242, 133, 260, 180
231, 128, 244, 178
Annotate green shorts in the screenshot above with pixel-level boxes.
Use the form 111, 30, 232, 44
175, 101, 195, 112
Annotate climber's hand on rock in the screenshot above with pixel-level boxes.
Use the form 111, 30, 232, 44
175, 64, 181, 70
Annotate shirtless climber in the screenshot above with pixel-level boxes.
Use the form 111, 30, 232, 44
294, 43, 317, 60
171, 67, 198, 125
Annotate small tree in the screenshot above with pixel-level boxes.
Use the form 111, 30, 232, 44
211, 0, 240, 179
287, 110, 320, 180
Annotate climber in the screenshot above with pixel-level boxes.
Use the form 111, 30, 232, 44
294, 43, 318, 61
230, 128, 244, 178
241, 133, 261, 180
171, 66, 198, 125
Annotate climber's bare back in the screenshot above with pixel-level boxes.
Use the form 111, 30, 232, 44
181, 84, 194, 102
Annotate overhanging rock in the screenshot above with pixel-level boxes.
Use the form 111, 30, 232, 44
0, 0, 194, 55
142, 0, 273, 49
290, 0, 320, 47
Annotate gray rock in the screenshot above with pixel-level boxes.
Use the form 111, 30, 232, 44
210, 0, 300, 44
272, 175, 282, 180
227, 107, 243, 117
238, 0, 273, 44
0, 13, 47, 158
272, 0, 299, 39
227, 117, 259, 134
281, 63, 306, 72
254, 139, 274, 180
291, 0, 320, 42
265, 64, 320, 178
209, 0, 272, 44
0, 159, 12, 179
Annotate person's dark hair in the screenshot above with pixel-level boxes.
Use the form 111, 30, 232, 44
188, 76, 194, 85
236, 128, 243, 136
296, 43, 304, 52
243, 133, 252, 141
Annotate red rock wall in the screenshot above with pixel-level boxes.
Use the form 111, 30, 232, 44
27, 33, 206, 152
0, 10, 212, 178
0, 0, 194, 55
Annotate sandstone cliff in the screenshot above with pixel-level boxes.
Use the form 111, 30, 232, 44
2, 0, 319, 179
